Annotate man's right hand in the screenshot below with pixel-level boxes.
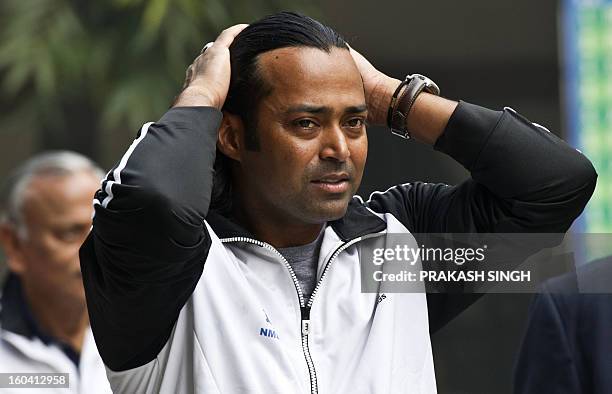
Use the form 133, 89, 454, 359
173, 24, 248, 109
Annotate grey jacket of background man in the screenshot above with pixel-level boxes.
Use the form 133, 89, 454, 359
79, 102, 596, 393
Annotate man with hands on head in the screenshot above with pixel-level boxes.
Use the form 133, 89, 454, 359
80, 12, 596, 394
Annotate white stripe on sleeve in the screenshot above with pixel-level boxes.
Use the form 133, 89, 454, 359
99, 122, 154, 208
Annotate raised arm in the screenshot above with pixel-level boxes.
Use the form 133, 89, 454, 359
349, 47, 597, 331
79, 25, 247, 372
349, 46, 596, 235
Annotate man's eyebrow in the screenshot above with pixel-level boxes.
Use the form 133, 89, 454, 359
283, 104, 368, 115
284, 105, 329, 115
345, 105, 368, 114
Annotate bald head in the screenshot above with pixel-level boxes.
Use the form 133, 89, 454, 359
0, 151, 103, 239
0, 151, 102, 303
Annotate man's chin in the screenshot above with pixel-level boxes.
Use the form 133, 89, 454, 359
305, 199, 351, 223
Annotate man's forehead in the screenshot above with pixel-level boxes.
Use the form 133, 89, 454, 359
257, 46, 365, 110
22, 171, 98, 218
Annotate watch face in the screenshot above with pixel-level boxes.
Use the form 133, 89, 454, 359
424, 80, 441, 95
411, 74, 440, 96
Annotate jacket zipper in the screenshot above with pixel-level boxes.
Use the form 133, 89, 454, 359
221, 235, 366, 394
220, 237, 314, 391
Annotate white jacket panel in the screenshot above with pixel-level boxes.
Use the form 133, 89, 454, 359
106, 214, 436, 394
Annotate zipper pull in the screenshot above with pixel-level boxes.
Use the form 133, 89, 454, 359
301, 306, 311, 335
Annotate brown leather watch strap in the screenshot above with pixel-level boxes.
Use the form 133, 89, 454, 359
387, 80, 409, 129
389, 77, 428, 139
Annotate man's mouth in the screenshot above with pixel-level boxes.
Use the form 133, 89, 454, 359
311, 173, 351, 193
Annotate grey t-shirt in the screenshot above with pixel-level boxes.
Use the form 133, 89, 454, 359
278, 230, 325, 302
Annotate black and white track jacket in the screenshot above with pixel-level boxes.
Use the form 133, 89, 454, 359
80, 102, 596, 393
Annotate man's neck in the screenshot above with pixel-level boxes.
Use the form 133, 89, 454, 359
231, 204, 324, 248
21, 281, 89, 353
240, 214, 323, 248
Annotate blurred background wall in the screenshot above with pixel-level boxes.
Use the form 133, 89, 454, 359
0, 0, 604, 393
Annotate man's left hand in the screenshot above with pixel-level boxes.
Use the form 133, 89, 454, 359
348, 46, 400, 126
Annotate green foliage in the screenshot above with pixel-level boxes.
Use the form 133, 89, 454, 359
0, 0, 318, 156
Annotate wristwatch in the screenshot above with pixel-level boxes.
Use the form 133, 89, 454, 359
388, 74, 440, 139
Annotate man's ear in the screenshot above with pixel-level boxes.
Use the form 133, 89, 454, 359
0, 223, 27, 275
217, 112, 245, 162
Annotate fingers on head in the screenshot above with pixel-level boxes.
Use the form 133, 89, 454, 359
214, 24, 249, 47
193, 24, 247, 63
183, 65, 194, 87
200, 42, 213, 54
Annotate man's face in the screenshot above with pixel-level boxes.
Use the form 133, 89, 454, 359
2, 170, 99, 303
236, 46, 367, 226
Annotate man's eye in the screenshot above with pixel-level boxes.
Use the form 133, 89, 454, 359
296, 119, 317, 129
55, 226, 88, 242
56, 231, 80, 242
345, 118, 365, 128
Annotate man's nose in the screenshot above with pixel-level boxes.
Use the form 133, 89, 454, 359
320, 126, 350, 162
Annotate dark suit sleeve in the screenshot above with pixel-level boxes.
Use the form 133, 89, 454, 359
366, 102, 597, 332
515, 259, 612, 394
513, 287, 582, 394
79, 106, 222, 371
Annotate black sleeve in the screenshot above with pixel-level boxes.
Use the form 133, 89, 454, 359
79, 106, 222, 371
367, 101, 596, 233
366, 101, 597, 332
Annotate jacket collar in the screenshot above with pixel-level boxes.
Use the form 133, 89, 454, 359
329, 198, 387, 241
0, 273, 81, 367
0, 273, 35, 339
206, 197, 386, 242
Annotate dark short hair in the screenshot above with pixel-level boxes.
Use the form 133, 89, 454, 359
211, 11, 348, 214
223, 11, 348, 146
